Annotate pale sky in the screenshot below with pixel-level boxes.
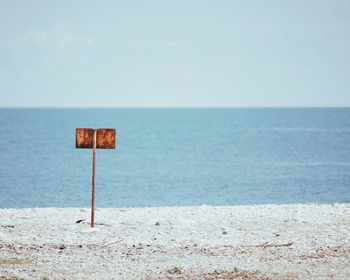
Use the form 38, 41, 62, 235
0, 0, 349, 107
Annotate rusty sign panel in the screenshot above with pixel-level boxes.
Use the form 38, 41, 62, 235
76, 128, 116, 149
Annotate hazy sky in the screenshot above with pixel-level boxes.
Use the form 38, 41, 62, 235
0, 1, 349, 107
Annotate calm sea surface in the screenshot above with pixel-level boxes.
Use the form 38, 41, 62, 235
0, 108, 349, 208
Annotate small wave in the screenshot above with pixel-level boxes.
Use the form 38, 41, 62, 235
252, 127, 350, 133
260, 161, 350, 167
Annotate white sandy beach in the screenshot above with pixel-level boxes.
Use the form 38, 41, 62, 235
0, 204, 350, 279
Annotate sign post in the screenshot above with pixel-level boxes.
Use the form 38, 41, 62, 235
76, 128, 116, 227
91, 129, 97, 228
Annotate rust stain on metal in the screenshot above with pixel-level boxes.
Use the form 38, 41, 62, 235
76, 128, 94, 148
96, 129, 116, 149
76, 128, 116, 149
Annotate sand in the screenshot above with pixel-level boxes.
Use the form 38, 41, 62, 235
0, 204, 350, 279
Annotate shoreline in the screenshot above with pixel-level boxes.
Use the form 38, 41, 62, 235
1, 204, 350, 279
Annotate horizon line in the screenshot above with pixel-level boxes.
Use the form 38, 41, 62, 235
0, 106, 350, 109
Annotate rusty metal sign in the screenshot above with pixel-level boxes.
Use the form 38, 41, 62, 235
76, 128, 116, 149
75, 128, 116, 228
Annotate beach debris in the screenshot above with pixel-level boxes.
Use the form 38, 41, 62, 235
198, 269, 271, 280
167, 266, 182, 274
155, 221, 160, 226
103, 239, 123, 246
1, 225, 15, 229
0, 277, 21, 280
222, 230, 228, 235
0, 258, 30, 266
58, 245, 66, 250
95, 222, 112, 227
76, 219, 85, 224
255, 242, 293, 249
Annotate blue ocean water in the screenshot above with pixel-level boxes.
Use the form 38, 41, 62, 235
0, 108, 349, 208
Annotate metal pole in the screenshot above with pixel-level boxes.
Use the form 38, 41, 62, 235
91, 129, 97, 228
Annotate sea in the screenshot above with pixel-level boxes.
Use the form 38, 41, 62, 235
0, 108, 349, 208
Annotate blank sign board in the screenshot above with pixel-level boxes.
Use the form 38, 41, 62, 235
76, 128, 116, 149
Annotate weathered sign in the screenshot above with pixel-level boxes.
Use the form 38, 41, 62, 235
75, 128, 116, 227
76, 128, 116, 149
